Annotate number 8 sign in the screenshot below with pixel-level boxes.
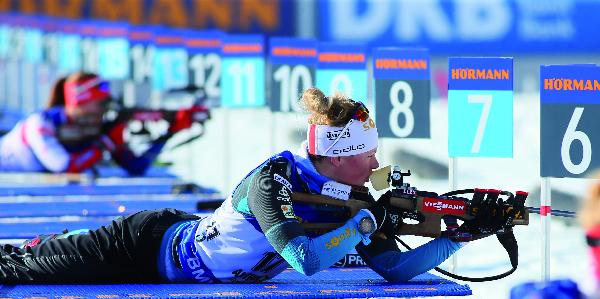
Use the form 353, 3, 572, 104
373, 48, 430, 138
540, 65, 600, 178
448, 57, 514, 158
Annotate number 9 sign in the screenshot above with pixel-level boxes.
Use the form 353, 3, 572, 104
448, 57, 514, 158
316, 43, 366, 102
373, 48, 430, 138
540, 65, 600, 178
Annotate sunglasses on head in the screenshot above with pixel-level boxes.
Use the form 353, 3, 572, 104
352, 101, 369, 122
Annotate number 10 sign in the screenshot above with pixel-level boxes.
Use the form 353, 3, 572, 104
541, 65, 600, 178
448, 57, 514, 158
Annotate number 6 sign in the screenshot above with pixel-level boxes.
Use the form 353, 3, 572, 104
540, 65, 600, 178
448, 57, 514, 158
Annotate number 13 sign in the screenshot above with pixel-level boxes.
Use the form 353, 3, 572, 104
541, 65, 600, 177
448, 57, 514, 157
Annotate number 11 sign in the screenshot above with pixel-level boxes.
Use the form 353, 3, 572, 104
541, 65, 600, 177
448, 57, 514, 158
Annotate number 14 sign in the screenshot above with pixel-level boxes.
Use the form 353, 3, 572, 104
448, 57, 514, 157
541, 65, 600, 177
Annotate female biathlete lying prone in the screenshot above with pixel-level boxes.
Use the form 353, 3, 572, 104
0, 87, 512, 283
0, 72, 198, 175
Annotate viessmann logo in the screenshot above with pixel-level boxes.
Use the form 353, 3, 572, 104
422, 198, 466, 215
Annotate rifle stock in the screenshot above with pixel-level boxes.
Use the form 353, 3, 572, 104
291, 191, 529, 238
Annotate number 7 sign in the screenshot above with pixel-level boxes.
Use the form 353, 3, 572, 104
448, 57, 514, 158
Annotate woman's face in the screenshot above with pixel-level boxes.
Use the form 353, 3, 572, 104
332, 148, 379, 186
67, 98, 108, 127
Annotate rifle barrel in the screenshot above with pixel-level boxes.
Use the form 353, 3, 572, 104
526, 206, 577, 218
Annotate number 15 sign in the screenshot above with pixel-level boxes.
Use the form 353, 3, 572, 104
541, 65, 600, 178
448, 57, 513, 157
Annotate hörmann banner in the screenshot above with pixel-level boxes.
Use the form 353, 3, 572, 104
0, 0, 294, 36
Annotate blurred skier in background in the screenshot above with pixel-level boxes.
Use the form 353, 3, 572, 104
0, 72, 198, 175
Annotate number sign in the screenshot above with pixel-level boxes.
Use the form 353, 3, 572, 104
269, 37, 317, 112
316, 43, 367, 102
79, 20, 99, 73
57, 20, 82, 74
152, 28, 188, 92
97, 21, 129, 80
448, 57, 514, 157
123, 25, 156, 107
221, 35, 265, 108
185, 30, 222, 100
21, 16, 44, 113
540, 65, 600, 178
373, 48, 430, 138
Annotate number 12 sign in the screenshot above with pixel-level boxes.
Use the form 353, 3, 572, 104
448, 57, 514, 157
541, 65, 600, 178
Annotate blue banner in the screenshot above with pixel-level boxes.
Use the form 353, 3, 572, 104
540, 65, 600, 104
269, 37, 318, 65
318, 43, 366, 70
373, 48, 429, 80
319, 0, 600, 54
448, 57, 513, 91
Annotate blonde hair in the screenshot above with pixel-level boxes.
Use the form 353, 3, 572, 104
300, 87, 358, 127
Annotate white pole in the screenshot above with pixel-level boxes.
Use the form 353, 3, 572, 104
449, 157, 458, 273
270, 111, 277, 155
540, 177, 551, 282
223, 109, 231, 196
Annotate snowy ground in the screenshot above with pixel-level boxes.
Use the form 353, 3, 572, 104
164, 93, 596, 298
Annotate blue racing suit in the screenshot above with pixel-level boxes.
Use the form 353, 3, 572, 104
157, 148, 463, 283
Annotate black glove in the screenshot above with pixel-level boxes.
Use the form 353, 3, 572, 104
445, 194, 514, 242
368, 190, 402, 236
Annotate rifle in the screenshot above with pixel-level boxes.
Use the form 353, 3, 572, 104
292, 166, 529, 238
103, 86, 211, 150
291, 166, 530, 281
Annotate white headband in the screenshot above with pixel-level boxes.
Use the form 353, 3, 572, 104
307, 118, 378, 157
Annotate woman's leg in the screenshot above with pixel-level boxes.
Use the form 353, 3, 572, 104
0, 208, 197, 283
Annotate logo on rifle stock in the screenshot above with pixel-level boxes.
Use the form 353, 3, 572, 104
422, 198, 466, 215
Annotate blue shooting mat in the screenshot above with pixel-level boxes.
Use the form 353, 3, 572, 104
0, 184, 192, 196
0, 268, 471, 298
0, 194, 219, 218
